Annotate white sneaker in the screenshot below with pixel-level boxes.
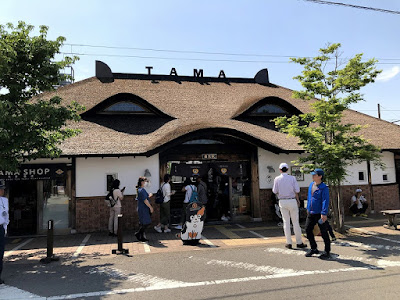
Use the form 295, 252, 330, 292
174, 225, 183, 230
221, 216, 229, 221
154, 226, 162, 233
164, 228, 171, 233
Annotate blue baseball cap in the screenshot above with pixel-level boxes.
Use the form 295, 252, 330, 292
310, 168, 324, 176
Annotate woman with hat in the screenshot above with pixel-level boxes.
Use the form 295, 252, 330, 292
350, 188, 368, 217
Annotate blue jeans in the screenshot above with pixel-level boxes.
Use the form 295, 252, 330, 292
0, 226, 5, 278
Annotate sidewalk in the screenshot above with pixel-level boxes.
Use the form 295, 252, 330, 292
4, 215, 394, 262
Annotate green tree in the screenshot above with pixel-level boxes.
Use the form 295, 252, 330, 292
0, 21, 84, 171
275, 43, 383, 232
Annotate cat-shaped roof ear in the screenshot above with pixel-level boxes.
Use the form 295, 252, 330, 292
198, 207, 205, 216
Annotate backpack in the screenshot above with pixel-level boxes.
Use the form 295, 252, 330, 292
155, 183, 165, 204
189, 185, 199, 203
105, 189, 118, 207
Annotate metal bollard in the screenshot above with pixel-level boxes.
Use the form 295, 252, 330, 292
112, 214, 129, 255
40, 219, 60, 264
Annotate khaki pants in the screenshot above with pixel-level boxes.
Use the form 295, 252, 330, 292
108, 206, 121, 234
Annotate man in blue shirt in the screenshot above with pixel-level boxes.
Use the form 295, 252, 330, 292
305, 169, 331, 259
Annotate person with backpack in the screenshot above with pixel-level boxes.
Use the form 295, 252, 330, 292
135, 176, 154, 242
175, 178, 197, 230
154, 174, 175, 233
108, 179, 125, 237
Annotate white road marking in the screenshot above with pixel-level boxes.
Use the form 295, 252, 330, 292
72, 234, 91, 258
264, 247, 400, 268
201, 234, 216, 247
0, 284, 45, 299
345, 225, 400, 244
235, 224, 246, 229
334, 240, 400, 251
4, 238, 34, 257
206, 259, 299, 274
143, 242, 151, 253
248, 230, 269, 239
47, 267, 367, 299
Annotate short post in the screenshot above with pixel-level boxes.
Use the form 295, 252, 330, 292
40, 219, 60, 264
112, 214, 129, 255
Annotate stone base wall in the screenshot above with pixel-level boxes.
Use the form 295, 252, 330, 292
259, 183, 400, 221
75, 183, 400, 232
75, 195, 160, 233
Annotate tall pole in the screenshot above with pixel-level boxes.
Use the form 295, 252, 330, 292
378, 103, 381, 119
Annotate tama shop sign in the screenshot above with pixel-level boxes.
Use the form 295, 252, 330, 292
0, 164, 66, 181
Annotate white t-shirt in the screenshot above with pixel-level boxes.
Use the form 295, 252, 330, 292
0, 196, 10, 234
184, 185, 196, 203
112, 189, 123, 208
351, 195, 366, 209
162, 182, 172, 203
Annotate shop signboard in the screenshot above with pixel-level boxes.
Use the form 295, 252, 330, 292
0, 164, 67, 181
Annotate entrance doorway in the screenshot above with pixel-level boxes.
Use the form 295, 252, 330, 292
168, 161, 251, 222
158, 131, 260, 223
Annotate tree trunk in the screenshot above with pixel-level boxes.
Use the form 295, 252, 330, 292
331, 184, 345, 233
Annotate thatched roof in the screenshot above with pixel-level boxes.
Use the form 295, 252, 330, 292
40, 70, 400, 156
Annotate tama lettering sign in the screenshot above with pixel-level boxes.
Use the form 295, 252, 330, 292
0, 164, 66, 181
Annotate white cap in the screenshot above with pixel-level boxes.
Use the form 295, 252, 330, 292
279, 163, 289, 170
356, 188, 362, 193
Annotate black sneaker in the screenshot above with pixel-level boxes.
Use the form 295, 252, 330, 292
319, 252, 331, 260
285, 244, 292, 249
0, 279, 4, 285
135, 232, 141, 241
305, 249, 319, 257
108, 232, 114, 237
296, 243, 307, 249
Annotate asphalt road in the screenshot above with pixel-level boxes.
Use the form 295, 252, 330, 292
2, 224, 400, 300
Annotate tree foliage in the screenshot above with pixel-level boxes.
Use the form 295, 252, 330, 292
0, 21, 84, 171
274, 43, 383, 231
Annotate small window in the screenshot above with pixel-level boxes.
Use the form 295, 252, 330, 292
249, 104, 288, 116
106, 173, 118, 192
383, 174, 388, 182
358, 171, 366, 181
103, 102, 147, 113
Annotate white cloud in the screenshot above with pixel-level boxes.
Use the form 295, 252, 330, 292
376, 66, 400, 82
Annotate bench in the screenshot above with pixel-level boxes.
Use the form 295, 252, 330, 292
381, 210, 400, 230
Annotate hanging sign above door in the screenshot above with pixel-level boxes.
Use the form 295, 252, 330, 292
201, 154, 217, 160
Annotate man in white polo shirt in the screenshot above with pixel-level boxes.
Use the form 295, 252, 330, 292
272, 163, 306, 249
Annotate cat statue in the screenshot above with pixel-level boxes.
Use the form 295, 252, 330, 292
181, 206, 205, 241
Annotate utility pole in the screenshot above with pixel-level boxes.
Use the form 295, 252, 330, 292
378, 103, 381, 119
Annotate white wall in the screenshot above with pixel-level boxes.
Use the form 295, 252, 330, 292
76, 155, 160, 197
344, 151, 395, 185
258, 148, 396, 189
258, 149, 313, 189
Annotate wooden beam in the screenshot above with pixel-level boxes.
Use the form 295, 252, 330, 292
250, 149, 261, 219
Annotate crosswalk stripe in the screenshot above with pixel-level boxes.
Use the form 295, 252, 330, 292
214, 226, 241, 239
201, 235, 216, 247
72, 234, 91, 258
5, 238, 34, 257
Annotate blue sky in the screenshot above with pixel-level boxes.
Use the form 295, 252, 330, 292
2, 0, 400, 122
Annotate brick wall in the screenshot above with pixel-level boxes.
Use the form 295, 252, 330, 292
75, 195, 160, 233
259, 183, 400, 221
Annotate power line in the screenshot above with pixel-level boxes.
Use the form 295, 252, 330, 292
60, 51, 400, 65
63, 43, 400, 61
302, 0, 400, 15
